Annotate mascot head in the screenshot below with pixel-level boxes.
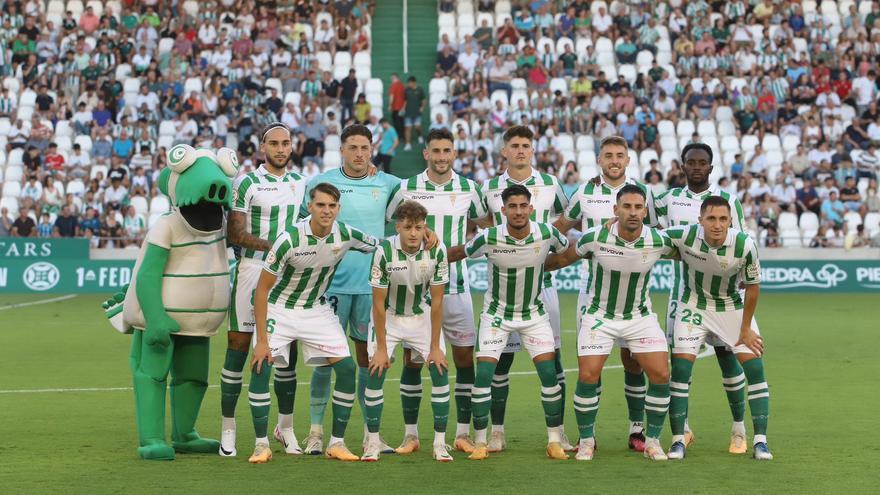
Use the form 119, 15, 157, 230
157, 144, 239, 232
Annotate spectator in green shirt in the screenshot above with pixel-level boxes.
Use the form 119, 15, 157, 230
403, 76, 425, 150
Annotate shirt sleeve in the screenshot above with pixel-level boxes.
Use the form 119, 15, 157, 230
469, 181, 489, 219
562, 187, 582, 223
369, 242, 389, 288
385, 181, 403, 222
552, 178, 569, 215
348, 225, 379, 253
144, 213, 173, 250
231, 175, 251, 214
730, 195, 747, 232
263, 231, 293, 275
464, 229, 489, 259
550, 225, 569, 253
653, 191, 669, 229
644, 187, 658, 227
432, 245, 450, 285
741, 236, 761, 285
575, 228, 597, 258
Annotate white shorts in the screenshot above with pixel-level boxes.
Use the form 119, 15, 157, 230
577, 312, 668, 356
476, 312, 556, 361
672, 302, 761, 355
230, 259, 262, 333
577, 291, 629, 350
441, 292, 476, 347
261, 303, 350, 367
368, 312, 447, 363
505, 286, 562, 353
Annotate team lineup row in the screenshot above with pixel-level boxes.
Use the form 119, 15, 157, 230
215, 123, 772, 463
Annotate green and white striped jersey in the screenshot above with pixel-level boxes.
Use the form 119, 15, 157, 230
563, 177, 656, 231
664, 225, 761, 312
653, 185, 746, 300
484, 168, 568, 289
577, 225, 674, 321
264, 221, 377, 309
369, 235, 449, 316
464, 222, 568, 321
386, 171, 487, 294
232, 165, 306, 261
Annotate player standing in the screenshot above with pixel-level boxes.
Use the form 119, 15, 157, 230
546, 185, 674, 461
219, 123, 307, 458
385, 128, 488, 454
363, 200, 452, 462
553, 135, 656, 451
481, 125, 571, 452
653, 143, 750, 452
303, 125, 401, 455
447, 185, 570, 460
249, 183, 378, 463
664, 196, 773, 460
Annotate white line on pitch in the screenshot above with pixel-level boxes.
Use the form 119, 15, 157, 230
0, 294, 77, 311
0, 348, 714, 395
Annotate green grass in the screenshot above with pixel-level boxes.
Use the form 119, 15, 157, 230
0, 293, 875, 493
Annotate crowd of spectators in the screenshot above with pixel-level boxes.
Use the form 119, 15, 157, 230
0, 0, 386, 247
429, 0, 880, 247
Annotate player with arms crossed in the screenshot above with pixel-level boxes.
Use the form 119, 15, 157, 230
219, 123, 307, 459
481, 125, 571, 452
664, 196, 773, 460
250, 183, 378, 463
304, 125, 402, 455
363, 200, 452, 462
653, 143, 750, 453
546, 185, 674, 461
553, 135, 656, 452
385, 128, 488, 454
447, 185, 570, 461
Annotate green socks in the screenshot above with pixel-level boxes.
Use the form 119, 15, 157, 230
742, 357, 770, 437
364, 368, 387, 434
454, 364, 474, 428
330, 357, 357, 438
220, 348, 247, 418
490, 352, 514, 428
535, 360, 563, 428
716, 348, 746, 422
644, 382, 671, 440
624, 370, 647, 424
309, 365, 333, 426
400, 365, 423, 427
274, 365, 297, 416
357, 366, 369, 423
669, 357, 694, 436
554, 352, 567, 422
248, 361, 272, 440
471, 360, 496, 433
428, 364, 450, 433
573, 381, 600, 439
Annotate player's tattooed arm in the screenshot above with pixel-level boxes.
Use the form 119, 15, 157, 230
228, 211, 272, 251
471, 215, 494, 229
552, 215, 578, 235
544, 244, 581, 271
446, 245, 466, 262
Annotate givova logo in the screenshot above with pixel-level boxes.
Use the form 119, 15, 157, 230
23, 262, 60, 291
761, 263, 847, 289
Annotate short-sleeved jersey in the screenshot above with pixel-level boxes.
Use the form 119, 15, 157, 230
665, 225, 760, 312
304, 168, 400, 295
386, 171, 487, 294
484, 168, 568, 289
369, 235, 449, 316
653, 185, 747, 300
576, 225, 674, 321
263, 220, 377, 309
464, 222, 568, 321
563, 177, 656, 231
232, 165, 306, 261
653, 185, 746, 230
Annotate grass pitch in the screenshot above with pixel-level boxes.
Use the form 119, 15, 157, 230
0, 292, 874, 493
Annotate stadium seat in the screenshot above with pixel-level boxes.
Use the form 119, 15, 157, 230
618, 64, 636, 84
74, 136, 93, 153
555, 36, 574, 54
639, 149, 659, 170
438, 13, 455, 29
863, 213, 880, 238
315, 51, 332, 71
90, 165, 108, 180
660, 136, 678, 153
323, 151, 342, 170
7, 148, 23, 167
2, 181, 21, 198
740, 135, 759, 153
697, 120, 716, 137
150, 195, 170, 214
5, 165, 22, 183
800, 211, 820, 238
54, 136, 72, 152
762, 134, 782, 151
86, 0, 103, 17
635, 50, 654, 68
130, 196, 149, 216
66, 179, 85, 197
766, 151, 784, 168
575, 135, 594, 152
67, 0, 84, 18
549, 78, 568, 96
577, 150, 597, 172
115, 63, 132, 81
283, 91, 302, 107
555, 133, 574, 152
844, 212, 862, 231
677, 120, 695, 138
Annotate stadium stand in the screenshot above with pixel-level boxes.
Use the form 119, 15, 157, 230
428, 0, 880, 248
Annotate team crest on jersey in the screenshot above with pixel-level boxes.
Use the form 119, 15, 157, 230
371, 265, 382, 281
231, 187, 238, 204
372, 188, 380, 201
746, 260, 760, 279
531, 187, 540, 199
289, 182, 297, 195
266, 250, 276, 264
449, 193, 457, 204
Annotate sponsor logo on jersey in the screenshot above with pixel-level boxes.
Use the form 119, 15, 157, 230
410, 194, 435, 200
684, 250, 708, 262
387, 266, 409, 272
293, 250, 318, 256
256, 186, 280, 192
492, 248, 518, 254
598, 246, 624, 256
584, 198, 611, 204
671, 201, 694, 207
338, 188, 354, 193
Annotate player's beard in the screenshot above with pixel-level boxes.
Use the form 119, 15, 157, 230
264, 153, 290, 172
601, 163, 625, 182
429, 160, 452, 177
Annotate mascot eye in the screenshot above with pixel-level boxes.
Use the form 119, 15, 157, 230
216, 147, 240, 177
167, 144, 198, 174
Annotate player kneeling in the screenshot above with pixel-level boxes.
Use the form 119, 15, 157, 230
664, 197, 773, 461
362, 201, 453, 462
250, 183, 379, 463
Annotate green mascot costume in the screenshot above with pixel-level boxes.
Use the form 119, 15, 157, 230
103, 144, 239, 460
